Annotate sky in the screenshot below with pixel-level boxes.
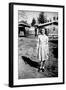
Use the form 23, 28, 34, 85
18, 10, 58, 24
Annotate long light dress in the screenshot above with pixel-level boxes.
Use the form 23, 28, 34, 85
37, 34, 49, 61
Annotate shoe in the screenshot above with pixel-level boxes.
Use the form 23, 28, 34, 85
42, 69, 44, 72
38, 67, 42, 72
42, 67, 45, 72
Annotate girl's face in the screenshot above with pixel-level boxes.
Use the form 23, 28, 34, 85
42, 29, 45, 35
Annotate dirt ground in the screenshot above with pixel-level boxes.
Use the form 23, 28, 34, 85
18, 35, 58, 79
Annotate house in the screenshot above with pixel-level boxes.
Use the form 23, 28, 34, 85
18, 21, 30, 37
18, 20, 58, 41
34, 21, 58, 40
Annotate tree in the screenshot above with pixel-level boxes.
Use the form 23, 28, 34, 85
38, 12, 47, 24
31, 18, 36, 26
18, 11, 27, 22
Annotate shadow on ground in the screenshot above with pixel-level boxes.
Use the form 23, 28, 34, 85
22, 56, 40, 68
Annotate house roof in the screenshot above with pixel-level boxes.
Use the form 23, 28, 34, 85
18, 21, 30, 28
34, 21, 58, 28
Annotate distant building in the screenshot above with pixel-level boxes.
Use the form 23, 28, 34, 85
45, 18, 58, 41
45, 24, 58, 41
28, 26, 35, 35
34, 20, 58, 41
18, 19, 58, 41
18, 21, 30, 37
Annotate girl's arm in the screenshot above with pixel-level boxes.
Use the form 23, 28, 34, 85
37, 35, 40, 49
46, 37, 49, 54
46, 37, 49, 45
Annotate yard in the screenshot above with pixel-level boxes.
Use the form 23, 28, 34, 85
18, 35, 58, 79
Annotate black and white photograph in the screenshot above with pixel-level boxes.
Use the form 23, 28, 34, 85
9, 3, 64, 87
18, 11, 58, 79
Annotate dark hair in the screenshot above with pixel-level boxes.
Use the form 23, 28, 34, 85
40, 27, 47, 35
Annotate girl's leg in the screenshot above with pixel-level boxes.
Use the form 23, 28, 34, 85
40, 61, 43, 69
43, 60, 45, 67
42, 60, 45, 72
38, 61, 43, 72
